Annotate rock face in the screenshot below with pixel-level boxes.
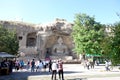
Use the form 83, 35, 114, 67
0, 19, 77, 60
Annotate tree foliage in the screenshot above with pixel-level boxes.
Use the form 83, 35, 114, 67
0, 25, 19, 55
72, 13, 105, 55
110, 22, 120, 65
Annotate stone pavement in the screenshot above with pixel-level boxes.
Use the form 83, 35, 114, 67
0, 64, 120, 80
88, 77, 120, 80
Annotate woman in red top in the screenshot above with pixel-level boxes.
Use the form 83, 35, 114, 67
58, 59, 64, 80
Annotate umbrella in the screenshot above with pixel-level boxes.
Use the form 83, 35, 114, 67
0, 52, 16, 58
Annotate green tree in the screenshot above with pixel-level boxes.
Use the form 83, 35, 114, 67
0, 25, 19, 55
102, 22, 120, 65
110, 22, 120, 65
72, 13, 105, 56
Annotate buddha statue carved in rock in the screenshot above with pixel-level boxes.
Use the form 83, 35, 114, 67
52, 37, 68, 55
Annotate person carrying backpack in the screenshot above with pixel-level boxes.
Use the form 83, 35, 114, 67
31, 59, 35, 72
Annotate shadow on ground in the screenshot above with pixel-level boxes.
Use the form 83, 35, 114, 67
67, 78, 87, 80
0, 71, 83, 80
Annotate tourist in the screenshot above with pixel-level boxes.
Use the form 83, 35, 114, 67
19, 60, 24, 70
86, 60, 90, 70
105, 60, 110, 71
35, 60, 40, 72
43, 60, 47, 72
26, 59, 30, 71
58, 59, 64, 80
83, 59, 87, 68
90, 61, 95, 69
48, 60, 52, 72
31, 59, 35, 72
15, 60, 20, 71
39, 60, 43, 72
95, 59, 99, 66
8, 60, 14, 73
51, 60, 57, 80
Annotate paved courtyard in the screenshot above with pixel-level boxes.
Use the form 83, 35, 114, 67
0, 64, 120, 80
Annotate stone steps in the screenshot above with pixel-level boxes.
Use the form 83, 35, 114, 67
50, 55, 73, 60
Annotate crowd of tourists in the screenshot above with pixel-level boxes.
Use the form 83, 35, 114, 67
0, 59, 14, 74
82, 59, 95, 70
1, 57, 112, 80
82, 59, 111, 71
27, 59, 64, 80
0, 58, 64, 80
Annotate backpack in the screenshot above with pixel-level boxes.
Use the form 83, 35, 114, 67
31, 61, 35, 67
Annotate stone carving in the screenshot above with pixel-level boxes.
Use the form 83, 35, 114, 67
52, 37, 68, 55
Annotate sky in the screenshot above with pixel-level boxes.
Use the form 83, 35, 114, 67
0, 0, 120, 24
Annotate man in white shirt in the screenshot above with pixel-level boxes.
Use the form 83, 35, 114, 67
51, 60, 57, 80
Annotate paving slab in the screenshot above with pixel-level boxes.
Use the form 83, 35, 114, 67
0, 64, 120, 80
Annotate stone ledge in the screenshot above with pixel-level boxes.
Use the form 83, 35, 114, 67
63, 60, 81, 64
